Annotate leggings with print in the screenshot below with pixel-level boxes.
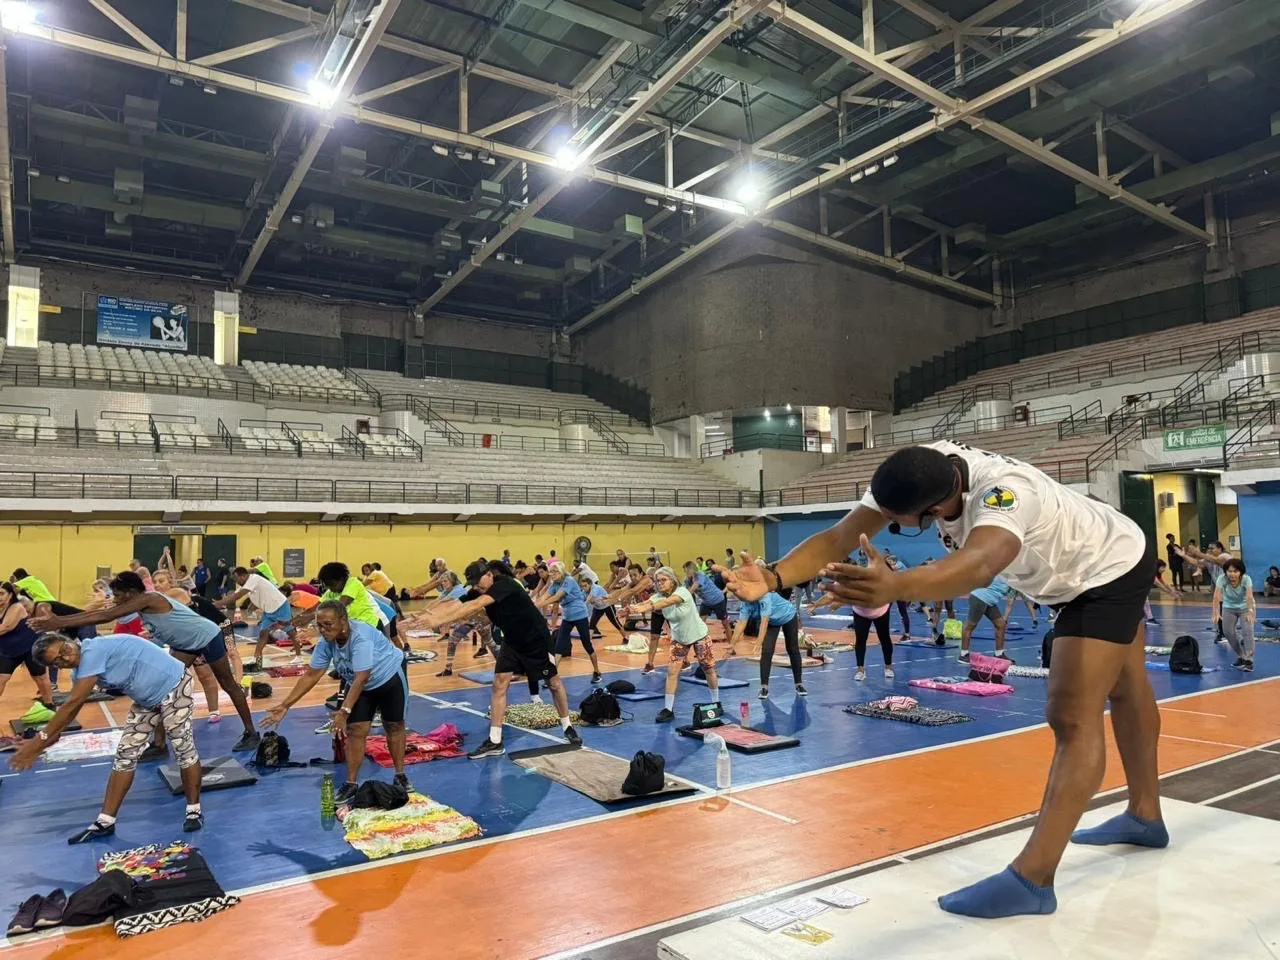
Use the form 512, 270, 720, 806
114, 674, 197, 772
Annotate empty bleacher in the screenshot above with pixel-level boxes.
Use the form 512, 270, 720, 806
243, 360, 373, 405
903, 308, 1280, 415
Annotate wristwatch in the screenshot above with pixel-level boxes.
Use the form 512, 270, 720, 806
37, 730, 49, 742
336, 706, 351, 715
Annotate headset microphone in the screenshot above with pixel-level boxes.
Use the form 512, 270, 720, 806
887, 522, 902, 535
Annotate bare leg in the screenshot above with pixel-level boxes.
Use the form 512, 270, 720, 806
385, 720, 406, 776
490, 673, 512, 733
194, 664, 220, 712
100, 769, 135, 817
203, 654, 255, 735
1103, 624, 1162, 821
546, 673, 570, 719
344, 721, 371, 783
179, 763, 201, 805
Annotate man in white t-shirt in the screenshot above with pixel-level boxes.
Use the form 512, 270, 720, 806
718, 440, 1161, 920
573, 559, 599, 585
218, 566, 299, 667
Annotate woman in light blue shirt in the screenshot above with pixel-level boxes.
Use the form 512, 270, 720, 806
732, 589, 804, 699
537, 564, 601, 683
1213, 559, 1255, 671
624, 567, 718, 724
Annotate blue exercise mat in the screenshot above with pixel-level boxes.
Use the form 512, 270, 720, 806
896, 638, 958, 648
615, 690, 664, 702
680, 674, 749, 689
1145, 662, 1221, 673
459, 670, 495, 685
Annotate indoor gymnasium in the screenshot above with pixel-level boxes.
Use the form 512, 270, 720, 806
2, 0, 1280, 957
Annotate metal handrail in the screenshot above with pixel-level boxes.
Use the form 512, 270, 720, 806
699, 433, 809, 457
1223, 399, 1278, 466
342, 368, 383, 406
561, 409, 627, 454
427, 431, 670, 458
1057, 400, 1104, 440
877, 405, 1071, 447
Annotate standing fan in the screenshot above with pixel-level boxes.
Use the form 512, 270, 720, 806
573, 536, 592, 564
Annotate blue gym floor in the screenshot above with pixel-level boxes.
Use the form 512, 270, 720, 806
2, 596, 1277, 916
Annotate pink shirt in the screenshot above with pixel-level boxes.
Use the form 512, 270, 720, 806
853, 604, 890, 618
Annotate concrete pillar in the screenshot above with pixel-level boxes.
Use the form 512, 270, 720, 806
212, 290, 240, 365
831, 406, 849, 452
6, 264, 40, 348
689, 414, 707, 458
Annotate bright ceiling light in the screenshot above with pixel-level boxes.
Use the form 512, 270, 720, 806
735, 178, 762, 205
555, 143, 582, 170
864, 163, 880, 176
307, 76, 339, 110
849, 170, 864, 183
0, 1, 37, 32
883, 154, 899, 167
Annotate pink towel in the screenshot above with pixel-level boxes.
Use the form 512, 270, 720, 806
909, 678, 1013, 696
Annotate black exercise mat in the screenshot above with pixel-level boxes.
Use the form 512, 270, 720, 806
158, 755, 258, 794
11, 718, 82, 736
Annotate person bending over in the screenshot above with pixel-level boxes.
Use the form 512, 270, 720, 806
264, 602, 411, 804
716, 440, 1162, 919
587, 575, 625, 639
609, 563, 665, 675
218, 566, 298, 667
418, 561, 579, 759
961, 576, 1013, 664
624, 567, 718, 724
0, 581, 55, 708
1214, 558, 1255, 672
30, 571, 260, 752
11, 633, 203, 842
683, 561, 735, 649
730, 576, 804, 699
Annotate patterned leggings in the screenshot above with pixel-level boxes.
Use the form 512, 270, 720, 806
113, 674, 198, 773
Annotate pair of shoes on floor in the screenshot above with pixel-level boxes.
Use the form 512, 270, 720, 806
8, 889, 66, 935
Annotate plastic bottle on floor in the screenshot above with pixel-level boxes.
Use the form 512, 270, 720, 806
320, 772, 336, 818
706, 734, 731, 793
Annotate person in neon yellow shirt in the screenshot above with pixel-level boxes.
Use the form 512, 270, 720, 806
11, 569, 55, 602
313, 562, 380, 629
249, 556, 279, 586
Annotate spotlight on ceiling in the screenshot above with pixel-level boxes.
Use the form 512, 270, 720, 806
0, 1, 37, 32
307, 76, 339, 110
734, 177, 763, 206
555, 143, 582, 170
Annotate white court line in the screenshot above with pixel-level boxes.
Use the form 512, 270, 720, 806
1161, 707, 1228, 718
722, 796, 799, 825
1161, 733, 1252, 750
1201, 771, 1280, 806
97, 701, 118, 728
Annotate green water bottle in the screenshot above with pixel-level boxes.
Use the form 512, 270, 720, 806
320, 772, 336, 818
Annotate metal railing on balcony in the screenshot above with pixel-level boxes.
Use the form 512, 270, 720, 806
699, 434, 810, 457
1223, 399, 1279, 468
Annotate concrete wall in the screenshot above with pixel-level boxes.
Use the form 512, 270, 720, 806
700, 449, 828, 492
574, 232, 990, 422
33, 263, 550, 357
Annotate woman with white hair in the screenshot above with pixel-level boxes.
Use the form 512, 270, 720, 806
536, 563, 602, 684
624, 566, 719, 723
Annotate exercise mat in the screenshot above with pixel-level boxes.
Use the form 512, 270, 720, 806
158, 755, 258, 793
746, 654, 824, 667
844, 701, 972, 726
43, 729, 123, 762
509, 743, 696, 804
459, 670, 495, 685
676, 723, 800, 753
614, 690, 664, 702
894, 636, 957, 648
11, 718, 81, 736
680, 674, 748, 688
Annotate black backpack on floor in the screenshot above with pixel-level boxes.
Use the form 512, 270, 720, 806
1170, 635, 1203, 674
578, 688, 621, 725
253, 731, 305, 769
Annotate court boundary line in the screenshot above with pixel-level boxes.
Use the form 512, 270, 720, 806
2, 676, 1274, 954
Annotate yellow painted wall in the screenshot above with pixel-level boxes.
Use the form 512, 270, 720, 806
4, 520, 764, 600
1217, 506, 1240, 551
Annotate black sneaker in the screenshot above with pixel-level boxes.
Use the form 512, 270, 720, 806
468, 738, 505, 760
233, 730, 261, 752
934, 635, 946, 646
34, 889, 65, 929
436, 667, 454, 677
335, 781, 359, 805
67, 820, 115, 845
641, 663, 655, 675
655, 708, 674, 724
957, 651, 970, 663
8, 895, 42, 936
758, 685, 769, 700
564, 726, 582, 746
324, 693, 343, 710
474, 648, 488, 658
1241, 659, 1255, 672
138, 743, 167, 763
591, 632, 604, 640
242, 659, 262, 674
591, 671, 602, 684
1232, 657, 1244, 667
183, 810, 204, 833
795, 683, 808, 697
995, 651, 1014, 662
393, 773, 411, 790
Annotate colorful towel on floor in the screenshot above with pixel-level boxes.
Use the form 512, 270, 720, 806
43, 730, 123, 762
1144, 646, 1172, 656
99, 842, 238, 937
502, 702, 582, 729
264, 664, 308, 677
809, 642, 853, 653
603, 633, 653, 654
909, 677, 1014, 696
844, 697, 972, 725
337, 792, 482, 860
364, 723, 465, 767
1005, 665, 1049, 678
403, 629, 437, 639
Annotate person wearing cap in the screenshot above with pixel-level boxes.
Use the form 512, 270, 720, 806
716, 440, 1160, 920
417, 560, 580, 758
623, 566, 719, 723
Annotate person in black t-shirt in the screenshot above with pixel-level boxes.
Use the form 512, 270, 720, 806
418, 560, 580, 759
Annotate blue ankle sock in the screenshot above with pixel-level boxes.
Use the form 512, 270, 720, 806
1071, 811, 1168, 848
937, 866, 1056, 918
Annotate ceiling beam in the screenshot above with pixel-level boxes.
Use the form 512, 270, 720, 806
0, 45, 15, 263
10, 22, 744, 215
351, 64, 457, 105
472, 99, 560, 138
771, 1, 1211, 242
420, 0, 761, 316
175, 0, 187, 61
86, 0, 167, 56
236, 0, 405, 287
191, 25, 319, 67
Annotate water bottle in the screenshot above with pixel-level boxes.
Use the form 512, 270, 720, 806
320, 772, 336, 818
715, 738, 732, 793
738, 700, 750, 725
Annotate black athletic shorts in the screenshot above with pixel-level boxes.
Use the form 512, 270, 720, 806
1051, 544, 1157, 645
0, 649, 45, 678
495, 640, 557, 681
348, 670, 407, 725
649, 608, 665, 636
700, 599, 730, 622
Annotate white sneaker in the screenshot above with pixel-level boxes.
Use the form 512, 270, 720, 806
884, 666, 895, 679
855, 668, 866, 681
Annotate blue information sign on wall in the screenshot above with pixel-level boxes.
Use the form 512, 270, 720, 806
96, 295, 189, 352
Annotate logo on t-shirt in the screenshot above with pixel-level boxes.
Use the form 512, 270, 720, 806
981, 486, 1018, 512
